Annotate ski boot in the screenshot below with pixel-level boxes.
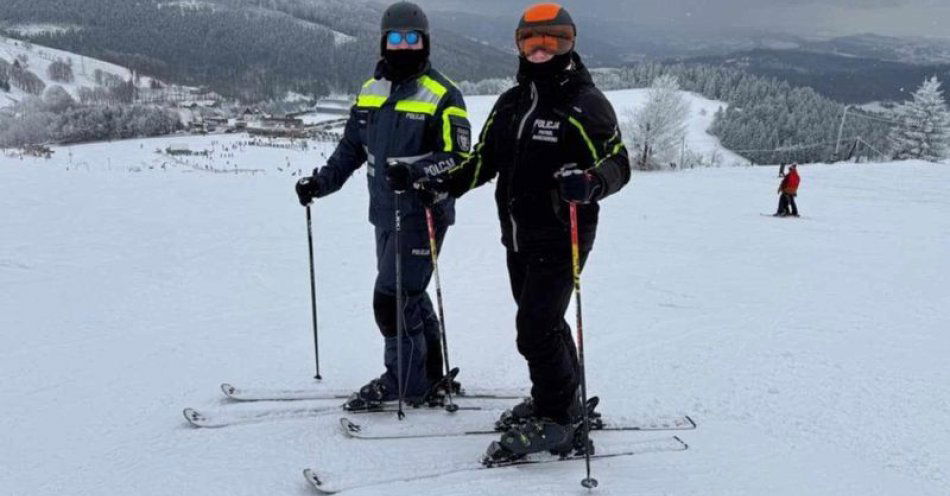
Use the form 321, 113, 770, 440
495, 395, 602, 432
343, 376, 399, 411
483, 416, 595, 466
494, 397, 536, 431
423, 367, 463, 409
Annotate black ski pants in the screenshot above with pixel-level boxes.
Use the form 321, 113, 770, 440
506, 248, 589, 423
777, 193, 799, 216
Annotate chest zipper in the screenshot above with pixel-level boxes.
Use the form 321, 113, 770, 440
509, 82, 539, 253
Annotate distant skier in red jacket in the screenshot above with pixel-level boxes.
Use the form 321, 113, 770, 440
774, 163, 800, 217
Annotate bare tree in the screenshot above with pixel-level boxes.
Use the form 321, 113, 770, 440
48, 59, 75, 83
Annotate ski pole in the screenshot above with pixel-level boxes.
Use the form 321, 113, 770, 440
394, 190, 406, 420
305, 205, 322, 381
569, 202, 597, 489
424, 207, 458, 413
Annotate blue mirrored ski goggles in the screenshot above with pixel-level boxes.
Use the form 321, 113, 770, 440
386, 30, 422, 45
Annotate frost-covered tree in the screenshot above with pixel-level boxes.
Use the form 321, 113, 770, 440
109, 80, 135, 104
43, 86, 77, 113
77, 87, 113, 105
0, 58, 11, 92
10, 63, 46, 95
47, 59, 75, 83
889, 76, 949, 162
582, 62, 891, 164
0, 94, 181, 147
623, 74, 690, 170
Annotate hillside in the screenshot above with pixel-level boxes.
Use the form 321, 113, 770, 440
0, 0, 515, 102
801, 33, 950, 66
683, 48, 950, 104
1, 127, 948, 494
0, 35, 152, 108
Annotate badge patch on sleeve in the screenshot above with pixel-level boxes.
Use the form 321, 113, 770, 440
456, 127, 471, 152
450, 116, 472, 153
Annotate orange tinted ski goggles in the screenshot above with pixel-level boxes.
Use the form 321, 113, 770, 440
516, 25, 575, 56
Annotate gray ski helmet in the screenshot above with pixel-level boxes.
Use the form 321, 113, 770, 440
381, 2, 429, 34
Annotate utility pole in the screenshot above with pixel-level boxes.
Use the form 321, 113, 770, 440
680, 136, 686, 168
640, 123, 651, 170
833, 105, 850, 162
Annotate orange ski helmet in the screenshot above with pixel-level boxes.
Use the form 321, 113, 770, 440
516, 3, 576, 57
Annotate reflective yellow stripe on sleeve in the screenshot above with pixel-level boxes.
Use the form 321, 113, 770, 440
441, 106, 468, 153
418, 75, 448, 99
593, 128, 626, 168
457, 111, 496, 190
356, 95, 387, 108
393, 75, 448, 115
356, 78, 392, 109
394, 100, 439, 115
567, 116, 600, 163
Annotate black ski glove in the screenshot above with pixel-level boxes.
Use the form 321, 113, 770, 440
413, 175, 451, 206
388, 159, 450, 205
554, 165, 604, 204
385, 162, 415, 192
295, 176, 321, 206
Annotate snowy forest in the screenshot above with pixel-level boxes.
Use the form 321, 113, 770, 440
607, 63, 893, 165
1, 0, 947, 164
459, 63, 909, 165
0, 0, 513, 100
0, 87, 181, 146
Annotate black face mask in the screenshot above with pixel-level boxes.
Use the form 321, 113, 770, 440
382, 48, 428, 82
518, 51, 573, 82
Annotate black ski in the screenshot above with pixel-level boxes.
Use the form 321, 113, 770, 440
338, 414, 695, 440
302, 436, 688, 494
221, 380, 525, 402
183, 402, 484, 428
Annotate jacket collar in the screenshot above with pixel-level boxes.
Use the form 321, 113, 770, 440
375, 58, 432, 84
516, 52, 593, 96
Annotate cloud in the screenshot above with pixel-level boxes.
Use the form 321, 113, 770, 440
417, 0, 950, 38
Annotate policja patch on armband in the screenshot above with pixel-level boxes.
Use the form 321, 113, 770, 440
455, 125, 471, 152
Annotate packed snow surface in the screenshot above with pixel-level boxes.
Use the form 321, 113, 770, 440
2, 101, 949, 495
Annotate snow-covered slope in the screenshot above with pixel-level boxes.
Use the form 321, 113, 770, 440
1, 127, 948, 493
606, 88, 747, 166
464, 89, 747, 168
0, 35, 149, 107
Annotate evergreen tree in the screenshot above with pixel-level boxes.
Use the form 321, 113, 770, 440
889, 76, 950, 162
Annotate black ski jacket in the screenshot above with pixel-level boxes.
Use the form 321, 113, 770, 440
444, 53, 630, 253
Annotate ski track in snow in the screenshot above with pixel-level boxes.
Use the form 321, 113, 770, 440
1, 95, 949, 495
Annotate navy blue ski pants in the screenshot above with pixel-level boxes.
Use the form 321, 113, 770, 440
373, 226, 446, 398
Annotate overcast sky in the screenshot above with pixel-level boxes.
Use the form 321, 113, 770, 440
415, 0, 950, 38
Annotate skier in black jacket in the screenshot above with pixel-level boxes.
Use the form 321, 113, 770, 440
295, 2, 471, 409
398, 2, 630, 456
